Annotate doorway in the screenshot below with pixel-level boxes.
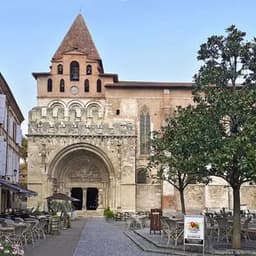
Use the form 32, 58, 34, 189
86, 188, 98, 210
71, 187, 83, 210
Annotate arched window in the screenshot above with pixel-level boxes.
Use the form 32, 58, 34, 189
57, 64, 63, 74
47, 79, 52, 92
84, 79, 90, 92
60, 79, 65, 92
136, 169, 148, 184
70, 61, 79, 81
97, 79, 102, 93
86, 65, 92, 75
140, 109, 151, 154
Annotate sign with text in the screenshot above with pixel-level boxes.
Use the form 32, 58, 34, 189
184, 215, 204, 242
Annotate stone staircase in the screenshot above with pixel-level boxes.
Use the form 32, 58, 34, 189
75, 209, 104, 218
124, 229, 194, 255
123, 229, 221, 256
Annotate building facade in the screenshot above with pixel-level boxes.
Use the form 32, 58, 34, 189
27, 14, 256, 214
0, 73, 24, 212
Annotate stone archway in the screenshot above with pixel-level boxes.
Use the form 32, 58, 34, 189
48, 143, 116, 211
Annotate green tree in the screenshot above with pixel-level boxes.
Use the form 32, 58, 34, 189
194, 25, 256, 249
148, 106, 211, 214
20, 136, 28, 165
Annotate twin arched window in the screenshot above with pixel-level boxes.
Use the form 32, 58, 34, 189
57, 64, 63, 74
47, 79, 52, 92
84, 79, 90, 92
70, 61, 79, 81
86, 65, 92, 75
140, 109, 151, 154
97, 79, 102, 93
60, 79, 65, 92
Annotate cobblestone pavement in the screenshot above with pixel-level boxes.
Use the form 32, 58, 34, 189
73, 218, 174, 256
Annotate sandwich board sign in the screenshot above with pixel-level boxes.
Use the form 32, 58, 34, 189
184, 215, 205, 255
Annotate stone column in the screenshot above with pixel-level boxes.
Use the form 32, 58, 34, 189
98, 189, 103, 209
83, 188, 87, 210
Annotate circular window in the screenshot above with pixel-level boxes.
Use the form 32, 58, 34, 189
70, 86, 79, 95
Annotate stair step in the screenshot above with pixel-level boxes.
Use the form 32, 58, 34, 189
74, 210, 103, 218
124, 230, 186, 255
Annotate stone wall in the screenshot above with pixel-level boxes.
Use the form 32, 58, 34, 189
136, 184, 162, 211
163, 182, 256, 213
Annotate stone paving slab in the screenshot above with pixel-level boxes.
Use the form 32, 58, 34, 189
73, 218, 178, 256
24, 218, 86, 256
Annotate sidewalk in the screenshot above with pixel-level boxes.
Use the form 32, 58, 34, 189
24, 218, 86, 256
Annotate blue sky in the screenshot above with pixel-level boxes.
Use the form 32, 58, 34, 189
0, 0, 256, 133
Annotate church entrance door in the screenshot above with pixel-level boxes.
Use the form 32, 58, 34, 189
86, 188, 98, 210
71, 187, 83, 210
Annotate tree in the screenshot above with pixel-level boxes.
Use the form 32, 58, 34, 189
148, 106, 211, 214
20, 136, 28, 165
193, 25, 256, 249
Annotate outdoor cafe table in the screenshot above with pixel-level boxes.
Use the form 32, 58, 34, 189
127, 215, 148, 229
165, 218, 184, 246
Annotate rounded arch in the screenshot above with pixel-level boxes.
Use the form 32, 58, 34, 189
67, 100, 84, 109
48, 100, 66, 109
70, 61, 80, 81
85, 101, 104, 119
85, 100, 103, 110
48, 142, 115, 180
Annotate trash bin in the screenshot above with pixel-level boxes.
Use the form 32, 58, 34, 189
150, 208, 162, 234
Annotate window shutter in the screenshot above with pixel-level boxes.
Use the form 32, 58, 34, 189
0, 137, 7, 176
0, 95, 6, 124
16, 125, 22, 145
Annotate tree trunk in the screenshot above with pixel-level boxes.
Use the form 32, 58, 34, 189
232, 186, 241, 249
179, 189, 186, 215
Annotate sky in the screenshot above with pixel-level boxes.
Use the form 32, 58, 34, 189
1, 0, 256, 133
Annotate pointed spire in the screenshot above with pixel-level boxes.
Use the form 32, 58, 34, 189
52, 14, 101, 61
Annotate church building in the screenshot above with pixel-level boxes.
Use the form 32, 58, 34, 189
27, 14, 256, 215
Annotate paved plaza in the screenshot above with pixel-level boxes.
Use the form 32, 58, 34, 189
24, 217, 181, 256
24, 217, 256, 256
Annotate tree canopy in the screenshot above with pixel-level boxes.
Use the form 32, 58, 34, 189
149, 25, 256, 249
193, 25, 256, 249
148, 105, 211, 214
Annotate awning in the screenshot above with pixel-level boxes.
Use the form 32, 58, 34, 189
0, 179, 37, 196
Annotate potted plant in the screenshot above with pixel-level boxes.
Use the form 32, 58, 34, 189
103, 207, 114, 221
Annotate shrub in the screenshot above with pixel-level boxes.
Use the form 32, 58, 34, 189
103, 207, 114, 219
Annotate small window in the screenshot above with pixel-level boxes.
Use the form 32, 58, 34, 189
97, 79, 102, 93
86, 65, 92, 75
60, 79, 65, 92
47, 79, 52, 92
116, 109, 120, 115
136, 169, 148, 184
70, 61, 79, 81
57, 64, 63, 74
84, 79, 90, 92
